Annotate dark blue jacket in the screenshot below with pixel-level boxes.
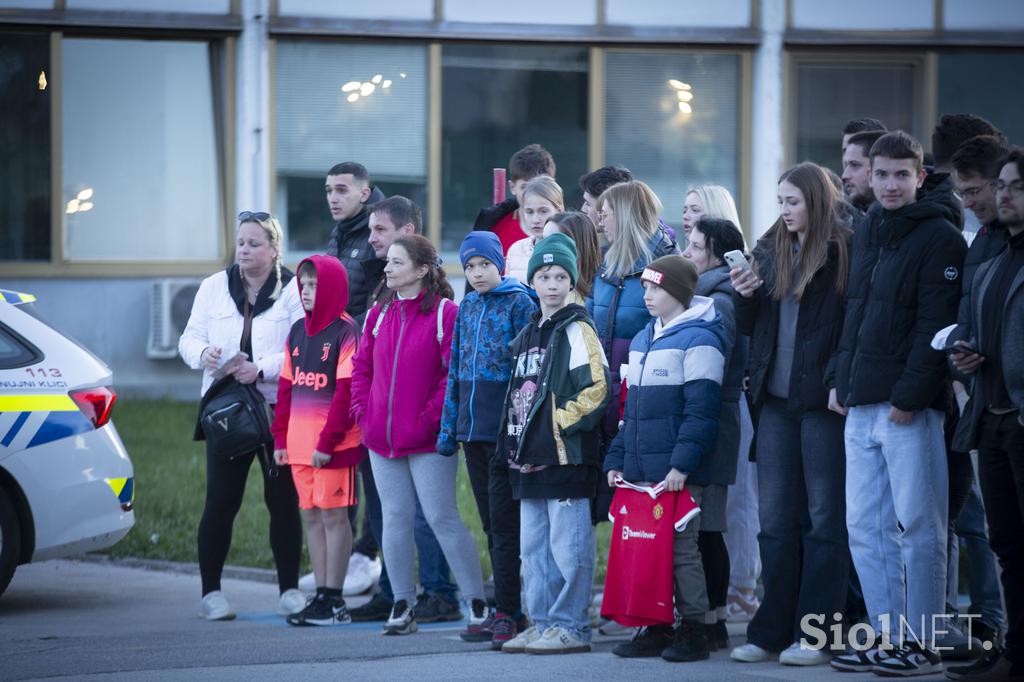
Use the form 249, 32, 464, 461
437, 277, 537, 453
603, 296, 726, 485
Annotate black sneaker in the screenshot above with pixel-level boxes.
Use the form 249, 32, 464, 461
349, 592, 393, 622
286, 594, 352, 626
415, 592, 463, 623
873, 642, 942, 677
661, 620, 710, 663
971, 622, 1001, 654
703, 620, 729, 651
383, 599, 417, 636
613, 625, 673, 658
945, 648, 1024, 680
831, 644, 892, 672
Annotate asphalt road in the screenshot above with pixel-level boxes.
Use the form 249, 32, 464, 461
0, 559, 949, 681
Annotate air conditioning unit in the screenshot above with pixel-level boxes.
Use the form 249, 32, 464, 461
147, 279, 202, 359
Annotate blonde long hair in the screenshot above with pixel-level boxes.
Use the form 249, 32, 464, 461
237, 214, 285, 300
686, 184, 745, 242
598, 180, 662, 279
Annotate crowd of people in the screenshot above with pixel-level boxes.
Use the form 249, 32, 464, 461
178, 114, 1024, 679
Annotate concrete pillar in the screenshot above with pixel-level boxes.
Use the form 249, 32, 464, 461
236, 0, 271, 215
750, 0, 786, 239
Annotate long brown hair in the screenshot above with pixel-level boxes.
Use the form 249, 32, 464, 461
547, 211, 601, 298
767, 162, 851, 301
377, 234, 454, 314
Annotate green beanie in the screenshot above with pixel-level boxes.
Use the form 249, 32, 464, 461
527, 233, 578, 286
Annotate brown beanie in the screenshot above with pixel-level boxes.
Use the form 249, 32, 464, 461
640, 255, 698, 307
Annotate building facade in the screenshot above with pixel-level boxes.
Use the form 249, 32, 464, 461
2, 0, 1023, 397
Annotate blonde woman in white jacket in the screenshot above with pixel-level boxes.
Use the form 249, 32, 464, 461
179, 212, 305, 621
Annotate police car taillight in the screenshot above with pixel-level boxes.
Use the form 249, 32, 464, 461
70, 387, 117, 428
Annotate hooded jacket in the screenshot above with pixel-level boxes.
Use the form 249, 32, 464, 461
474, 196, 523, 257
603, 296, 726, 486
832, 193, 966, 412
351, 290, 458, 458
497, 303, 610, 500
326, 185, 386, 321
696, 265, 748, 486
271, 256, 362, 468
437, 277, 537, 454
587, 227, 679, 437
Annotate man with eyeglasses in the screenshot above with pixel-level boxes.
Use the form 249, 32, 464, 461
948, 146, 1024, 680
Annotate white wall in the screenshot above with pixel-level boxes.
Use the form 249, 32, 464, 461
791, 0, 935, 30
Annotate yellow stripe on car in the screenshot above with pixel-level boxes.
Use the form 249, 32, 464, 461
0, 395, 78, 412
0, 290, 37, 305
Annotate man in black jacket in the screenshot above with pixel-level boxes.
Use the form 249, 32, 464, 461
324, 161, 386, 323
829, 131, 966, 676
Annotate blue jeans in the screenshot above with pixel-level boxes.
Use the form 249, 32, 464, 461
846, 403, 949, 644
947, 469, 1006, 631
520, 497, 595, 641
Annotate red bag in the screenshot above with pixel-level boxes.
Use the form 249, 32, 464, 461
600, 478, 700, 627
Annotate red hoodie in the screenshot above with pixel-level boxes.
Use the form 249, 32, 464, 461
271, 255, 363, 468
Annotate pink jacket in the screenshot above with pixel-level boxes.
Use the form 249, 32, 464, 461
351, 292, 458, 458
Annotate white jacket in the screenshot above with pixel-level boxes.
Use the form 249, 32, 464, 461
178, 270, 303, 402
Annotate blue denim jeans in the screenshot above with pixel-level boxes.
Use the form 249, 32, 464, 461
520, 497, 595, 641
846, 403, 949, 644
947, 468, 1006, 631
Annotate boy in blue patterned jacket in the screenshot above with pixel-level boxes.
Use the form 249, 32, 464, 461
437, 230, 536, 648
604, 255, 726, 663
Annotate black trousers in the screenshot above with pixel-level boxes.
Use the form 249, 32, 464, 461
464, 441, 521, 616
699, 531, 730, 613
976, 411, 1024, 663
197, 442, 302, 596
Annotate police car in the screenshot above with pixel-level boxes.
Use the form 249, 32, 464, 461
0, 289, 134, 596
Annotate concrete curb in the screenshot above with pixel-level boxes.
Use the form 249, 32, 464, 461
78, 553, 279, 584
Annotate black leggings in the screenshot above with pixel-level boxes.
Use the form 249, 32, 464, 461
197, 442, 302, 596
699, 530, 730, 613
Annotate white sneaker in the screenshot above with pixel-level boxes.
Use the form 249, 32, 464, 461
298, 572, 316, 593
199, 590, 235, 621
731, 642, 772, 662
343, 553, 381, 597
779, 641, 831, 666
525, 625, 591, 654
502, 625, 542, 653
277, 588, 307, 616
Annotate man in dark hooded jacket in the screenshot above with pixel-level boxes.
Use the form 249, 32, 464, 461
324, 161, 386, 323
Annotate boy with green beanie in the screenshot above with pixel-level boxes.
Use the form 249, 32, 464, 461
498, 234, 611, 654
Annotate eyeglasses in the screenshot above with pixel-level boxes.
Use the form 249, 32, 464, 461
237, 211, 271, 222
992, 180, 1024, 195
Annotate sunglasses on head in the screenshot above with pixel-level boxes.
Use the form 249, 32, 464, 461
237, 211, 271, 222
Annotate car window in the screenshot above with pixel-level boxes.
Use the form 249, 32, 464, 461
0, 322, 43, 369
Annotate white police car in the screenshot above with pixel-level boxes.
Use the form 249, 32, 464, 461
0, 289, 134, 596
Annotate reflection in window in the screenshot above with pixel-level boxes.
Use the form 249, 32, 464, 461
0, 32, 51, 262
442, 44, 588, 253
62, 38, 222, 261
938, 52, 1024, 144
605, 51, 740, 232
274, 41, 427, 257
795, 61, 918, 173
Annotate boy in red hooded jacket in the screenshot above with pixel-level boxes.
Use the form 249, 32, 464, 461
272, 255, 363, 626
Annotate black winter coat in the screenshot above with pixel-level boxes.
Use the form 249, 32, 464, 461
831, 196, 967, 412
326, 185, 386, 323
735, 232, 849, 414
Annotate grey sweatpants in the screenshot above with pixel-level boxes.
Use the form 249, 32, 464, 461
369, 450, 485, 606
674, 484, 712, 623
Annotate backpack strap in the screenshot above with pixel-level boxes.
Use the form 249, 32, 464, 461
371, 302, 390, 338
436, 298, 447, 344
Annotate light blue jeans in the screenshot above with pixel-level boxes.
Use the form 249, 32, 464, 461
845, 403, 949, 644
520, 497, 595, 641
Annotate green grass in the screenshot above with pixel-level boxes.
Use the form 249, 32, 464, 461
108, 400, 611, 581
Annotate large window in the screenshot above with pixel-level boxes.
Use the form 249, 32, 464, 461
938, 51, 1024, 144
605, 51, 740, 230
792, 58, 923, 173
0, 32, 51, 262
62, 38, 223, 261
441, 44, 588, 252
274, 41, 427, 259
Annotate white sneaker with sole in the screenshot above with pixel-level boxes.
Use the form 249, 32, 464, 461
298, 572, 316, 593
502, 625, 541, 653
277, 588, 307, 616
525, 625, 591, 655
779, 641, 831, 666
344, 553, 381, 597
731, 642, 772, 662
200, 590, 235, 621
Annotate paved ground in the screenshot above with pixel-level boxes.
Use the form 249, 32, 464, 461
0, 559, 949, 681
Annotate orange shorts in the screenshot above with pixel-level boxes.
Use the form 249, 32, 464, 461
291, 463, 357, 510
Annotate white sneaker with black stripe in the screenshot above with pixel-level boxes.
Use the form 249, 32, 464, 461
872, 642, 942, 677
383, 599, 418, 636
831, 644, 892, 672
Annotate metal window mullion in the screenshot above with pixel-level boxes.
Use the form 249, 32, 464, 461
428, 42, 441, 247
588, 46, 604, 173
50, 31, 63, 267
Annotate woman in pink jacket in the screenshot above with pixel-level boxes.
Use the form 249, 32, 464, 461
351, 234, 487, 636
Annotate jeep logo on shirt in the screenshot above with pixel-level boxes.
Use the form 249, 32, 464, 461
294, 368, 329, 390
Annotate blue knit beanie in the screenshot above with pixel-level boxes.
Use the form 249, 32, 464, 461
459, 230, 505, 272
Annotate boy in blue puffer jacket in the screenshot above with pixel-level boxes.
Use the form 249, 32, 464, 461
437, 231, 536, 648
604, 255, 726, 663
